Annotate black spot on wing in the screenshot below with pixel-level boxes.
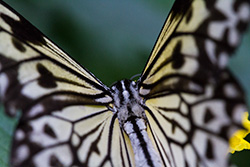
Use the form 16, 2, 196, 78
237, 20, 249, 33
50, 155, 64, 167
172, 42, 185, 69
206, 139, 214, 160
37, 63, 57, 88
221, 28, 234, 52
185, 7, 192, 24
44, 123, 57, 138
220, 125, 230, 139
171, 119, 177, 134
0, 13, 46, 46
11, 37, 26, 52
204, 108, 214, 124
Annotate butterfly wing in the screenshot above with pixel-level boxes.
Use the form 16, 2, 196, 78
0, 2, 134, 166
139, 0, 250, 166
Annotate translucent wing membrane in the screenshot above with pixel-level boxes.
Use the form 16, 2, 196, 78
0, 1, 135, 166
139, 0, 250, 166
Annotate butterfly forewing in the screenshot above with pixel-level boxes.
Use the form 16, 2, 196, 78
139, 0, 249, 166
0, 2, 113, 116
0, 2, 103, 87
140, 0, 250, 96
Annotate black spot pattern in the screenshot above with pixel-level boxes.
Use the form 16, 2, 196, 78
237, 20, 249, 33
44, 124, 57, 138
139, 0, 249, 166
204, 108, 215, 124
37, 63, 57, 88
0, 2, 115, 167
171, 119, 177, 134
50, 155, 64, 167
185, 7, 193, 24
172, 42, 185, 69
11, 37, 26, 52
206, 139, 214, 160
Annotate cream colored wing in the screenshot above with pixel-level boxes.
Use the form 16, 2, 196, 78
0, 1, 112, 116
0, 1, 134, 166
139, 0, 250, 166
139, 0, 250, 96
12, 105, 134, 167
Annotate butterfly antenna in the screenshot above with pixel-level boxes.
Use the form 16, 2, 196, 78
130, 74, 141, 81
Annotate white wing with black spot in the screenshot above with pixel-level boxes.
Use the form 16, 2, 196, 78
138, 0, 250, 166
0, 1, 135, 166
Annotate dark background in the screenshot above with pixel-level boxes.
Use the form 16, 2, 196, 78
0, 0, 249, 166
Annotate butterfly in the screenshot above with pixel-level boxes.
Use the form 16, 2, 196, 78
0, 0, 249, 167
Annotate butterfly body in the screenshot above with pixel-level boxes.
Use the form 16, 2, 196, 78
111, 80, 146, 126
0, 0, 249, 166
111, 79, 162, 167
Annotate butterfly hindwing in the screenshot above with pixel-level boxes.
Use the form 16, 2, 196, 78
139, 0, 249, 166
144, 70, 246, 167
12, 105, 134, 166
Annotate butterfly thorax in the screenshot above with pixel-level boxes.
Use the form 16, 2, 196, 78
111, 79, 162, 167
111, 79, 147, 126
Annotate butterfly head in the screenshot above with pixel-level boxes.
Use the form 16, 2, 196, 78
110, 79, 147, 127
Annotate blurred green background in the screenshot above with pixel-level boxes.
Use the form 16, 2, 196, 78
0, 0, 249, 166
